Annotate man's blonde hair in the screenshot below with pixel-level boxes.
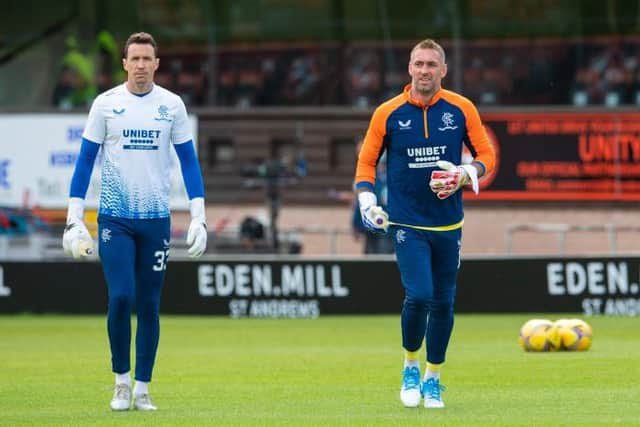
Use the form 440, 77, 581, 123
410, 39, 446, 64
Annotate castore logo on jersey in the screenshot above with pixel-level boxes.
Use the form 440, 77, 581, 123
398, 119, 412, 130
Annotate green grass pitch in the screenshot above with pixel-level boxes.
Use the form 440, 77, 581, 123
1, 314, 639, 426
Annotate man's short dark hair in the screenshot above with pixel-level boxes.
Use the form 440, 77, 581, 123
123, 32, 157, 59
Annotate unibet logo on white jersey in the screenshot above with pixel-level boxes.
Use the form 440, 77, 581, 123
83, 84, 193, 219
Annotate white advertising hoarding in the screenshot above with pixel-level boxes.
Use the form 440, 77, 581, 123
0, 113, 197, 210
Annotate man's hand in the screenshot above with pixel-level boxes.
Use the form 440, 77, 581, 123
358, 191, 389, 234
429, 160, 479, 200
62, 198, 94, 259
187, 197, 207, 258
62, 220, 93, 258
186, 219, 207, 258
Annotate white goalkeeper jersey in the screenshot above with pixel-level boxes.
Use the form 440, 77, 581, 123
82, 83, 192, 219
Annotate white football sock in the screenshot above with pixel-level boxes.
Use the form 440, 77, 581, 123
404, 359, 419, 369
115, 372, 131, 386
134, 380, 149, 396
424, 369, 441, 380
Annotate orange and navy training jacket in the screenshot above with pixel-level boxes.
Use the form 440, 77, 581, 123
355, 84, 495, 230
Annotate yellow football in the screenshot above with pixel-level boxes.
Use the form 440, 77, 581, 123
518, 319, 553, 352
558, 318, 593, 351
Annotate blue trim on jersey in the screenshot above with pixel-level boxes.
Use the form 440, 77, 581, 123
69, 138, 100, 198
173, 140, 205, 199
355, 181, 375, 192
131, 85, 153, 97
474, 160, 487, 176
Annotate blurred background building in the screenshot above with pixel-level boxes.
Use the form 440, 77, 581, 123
2, 0, 640, 257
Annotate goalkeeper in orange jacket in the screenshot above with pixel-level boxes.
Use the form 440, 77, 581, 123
354, 38, 495, 409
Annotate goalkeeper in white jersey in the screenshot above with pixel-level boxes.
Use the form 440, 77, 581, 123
62, 32, 208, 411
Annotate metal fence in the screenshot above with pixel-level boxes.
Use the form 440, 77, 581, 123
505, 223, 640, 255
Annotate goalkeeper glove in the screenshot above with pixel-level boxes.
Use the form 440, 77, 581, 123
358, 191, 389, 234
62, 197, 94, 258
186, 197, 207, 258
429, 160, 479, 200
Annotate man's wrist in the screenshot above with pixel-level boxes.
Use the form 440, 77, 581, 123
358, 191, 377, 211
189, 197, 206, 223
67, 197, 85, 223
460, 164, 479, 194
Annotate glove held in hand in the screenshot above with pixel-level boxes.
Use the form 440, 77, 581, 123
429, 160, 479, 200
358, 191, 389, 234
62, 220, 93, 258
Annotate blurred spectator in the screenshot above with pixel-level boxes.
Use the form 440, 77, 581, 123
95, 31, 125, 93
51, 67, 77, 109
346, 47, 382, 107
239, 216, 266, 251
480, 57, 507, 105
52, 35, 96, 109
154, 70, 174, 88
463, 56, 485, 103
383, 68, 408, 100
52, 31, 123, 108
53, 36, 640, 108
256, 56, 284, 105
282, 52, 321, 105
527, 47, 555, 104
236, 67, 262, 108
571, 42, 637, 106
602, 49, 630, 106
216, 67, 239, 106
177, 67, 205, 106
572, 65, 599, 105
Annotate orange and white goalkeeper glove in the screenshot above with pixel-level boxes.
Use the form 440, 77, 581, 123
429, 160, 479, 200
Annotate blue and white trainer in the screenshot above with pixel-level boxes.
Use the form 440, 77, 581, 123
422, 377, 446, 408
400, 366, 422, 407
